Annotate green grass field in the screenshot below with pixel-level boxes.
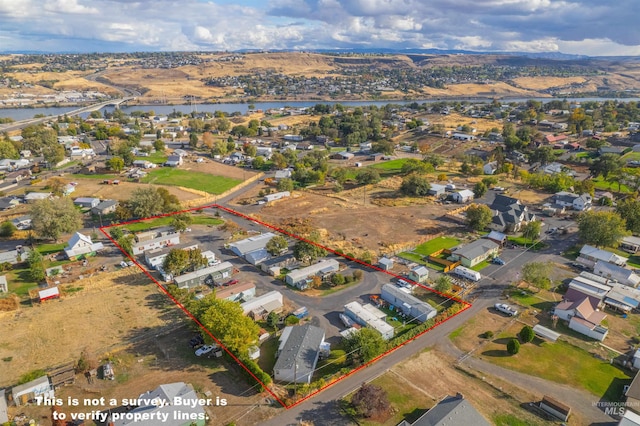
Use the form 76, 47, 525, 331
123, 215, 224, 232
622, 151, 640, 162
482, 336, 630, 401
37, 243, 66, 255
413, 236, 460, 256
6, 267, 36, 296
135, 151, 168, 165
471, 260, 491, 271
141, 168, 241, 194
370, 158, 409, 171
397, 252, 426, 265
592, 176, 633, 193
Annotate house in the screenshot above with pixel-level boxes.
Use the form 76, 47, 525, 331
38, 286, 60, 302
24, 192, 52, 203
241, 291, 284, 319
274, 169, 292, 180
359, 142, 372, 152
229, 232, 277, 257
486, 230, 507, 246
273, 324, 326, 384
408, 265, 429, 283
553, 191, 592, 211
164, 155, 183, 167
0, 197, 21, 210
11, 215, 31, 230
91, 199, 118, 216
132, 160, 154, 169
344, 301, 394, 340
0, 246, 30, 265
380, 284, 436, 322
594, 261, 640, 287
451, 189, 474, 203
449, 239, 499, 268
144, 244, 199, 269
451, 132, 474, 141
577, 244, 627, 268
544, 134, 569, 145
0, 275, 7, 293
285, 259, 340, 289
332, 151, 354, 160
488, 194, 536, 233
604, 284, 640, 312
553, 296, 608, 341
260, 253, 296, 276
540, 396, 571, 422
619, 408, 640, 426
542, 162, 574, 176
64, 232, 104, 260
378, 257, 394, 271
215, 282, 256, 303
73, 197, 100, 209
264, 191, 290, 202
626, 371, 640, 415
173, 261, 233, 289
11, 375, 53, 406
110, 382, 206, 426
132, 233, 180, 255
427, 183, 446, 197
483, 161, 498, 175
244, 248, 270, 265
397, 393, 490, 426
599, 146, 625, 155
621, 236, 640, 254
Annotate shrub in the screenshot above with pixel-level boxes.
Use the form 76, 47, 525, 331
519, 325, 535, 343
0, 221, 16, 238
507, 338, 520, 355
353, 270, 364, 280
482, 330, 494, 339
285, 315, 300, 326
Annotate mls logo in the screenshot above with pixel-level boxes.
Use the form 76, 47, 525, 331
604, 406, 626, 416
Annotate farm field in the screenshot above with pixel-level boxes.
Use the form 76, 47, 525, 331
141, 168, 242, 194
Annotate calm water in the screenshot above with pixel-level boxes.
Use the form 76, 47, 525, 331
2, 97, 640, 121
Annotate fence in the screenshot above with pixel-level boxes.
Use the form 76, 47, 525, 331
427, 248, 460, 272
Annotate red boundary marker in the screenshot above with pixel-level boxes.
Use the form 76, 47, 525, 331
100, 204, 472, 409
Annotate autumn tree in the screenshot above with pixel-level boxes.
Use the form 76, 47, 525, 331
46, 176, 67, 197
577, 210, 629, 248
106, 156, 125, 172
465, 204, 493, 231
31, 197, 83, 241
350, 383, 391, 419
42, 144, 66, 167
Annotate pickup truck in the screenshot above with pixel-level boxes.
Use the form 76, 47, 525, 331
494, 303, 518, 316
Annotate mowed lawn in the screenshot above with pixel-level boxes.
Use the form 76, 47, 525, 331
141, 168, 241, 194
481, 332, 630, 400
122, 215, 224, 232
413, 236, 460, 256
369, 158, 410, 174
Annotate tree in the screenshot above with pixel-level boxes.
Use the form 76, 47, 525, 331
400, 174, 431, 196
331, 273, 346, 286
529, 146, 555, 166
194, 297, 260, 354
46, 176, 67, 197
434, 275, 452, 293
521, 261, 553, 289
0, 221, 16, 238
276, 178, 294, 192
266, 235, 288, 256
350, 383, 391, 419
0, 139, 19, 159
31, 197, 83, 241
171, 212, 193, 232
356, 168, 381, 185
616, 198, 640, 234
42, 144, 66, 167
266, 311, 279, 330
109, 227, 124, 240
401, 159, 433, 175
577, 210, 629, 248
117, 235, 134, 256
28, 249, 45, 282
163, 249, 191, 276
189, 132, 199, 147
507, 338, 520, 355
519, 325, 535, 343
106, 156, 125, 172
521, 221, 541, 244
590, 153, 625, 179
293, 240, 326, 264
343, 328, 387, 364
465, 204, 493, 231
153, 139, 165, 152
127, 188, 164, 218
473, 182, 487, 198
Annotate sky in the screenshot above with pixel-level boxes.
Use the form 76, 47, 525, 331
0, 0, 639, 56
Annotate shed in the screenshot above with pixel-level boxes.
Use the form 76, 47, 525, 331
39, 286, 60, 302
427, 183, 446, 197
486, 230, 507, 246
408, 265, 429, 283
532, 324, 560, 342
332, 151, 354, 160
452, 189, 474, 203
11, 375, 52, 405
378, 257, 394, 271
540, 395, 571, 421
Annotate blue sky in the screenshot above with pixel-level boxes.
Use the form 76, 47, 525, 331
0, 0, 639, 56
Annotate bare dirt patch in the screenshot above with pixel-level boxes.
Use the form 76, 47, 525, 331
184, 159, 259, 181
512, 76, 587, 90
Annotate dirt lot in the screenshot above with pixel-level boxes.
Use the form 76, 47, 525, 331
0, 268, 180, 388
371, 348, 578, 425
183, 158, 259, 181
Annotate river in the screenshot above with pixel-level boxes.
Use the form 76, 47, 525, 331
2, 97, 640, 121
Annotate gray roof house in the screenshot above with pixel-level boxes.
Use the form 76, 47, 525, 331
73, 197, 100, 209
553, 191, 592, 211
110, 382, 205, 426
229, 232, 276, 256
488, 194, 535, 233
241, 291, 284, 319
593, 261, 640, 288
91, 199, 118, 216
577, 244, 627, 268
64, 232, 104, 260
0, 246, 30, 265
285, 259, 340, 289
408, 265, 429, 283
164, 155, 183, 167
173, 261, 234, 289
449, 239, 499, 268
397, 393, 490, 426
380, 284, 436, 323
273, 324, 326, 384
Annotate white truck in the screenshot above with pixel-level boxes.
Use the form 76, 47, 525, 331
451, 265, 482, 282
494, 303, 518, 316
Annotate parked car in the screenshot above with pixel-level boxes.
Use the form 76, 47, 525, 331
494, 303, 518, 316
224, 279, 239, 287
492, 257, 505, 265
195, 345, 217, 357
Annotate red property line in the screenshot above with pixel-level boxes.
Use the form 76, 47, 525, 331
100, 204, 472, 410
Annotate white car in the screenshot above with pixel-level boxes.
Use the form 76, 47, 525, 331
195, 345, 217, 357
494, 303, 518, 316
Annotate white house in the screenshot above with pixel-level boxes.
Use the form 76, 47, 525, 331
593, 261, 640, 288
553, 297, 608, 341
285, 259, 340, 289
449, 239, 499, 268
273, 324, 326, 384
164, 155, 182, 167
64, 232, 104, 260
483, 161, 498, 175
73, 197, 100, 209
241, 291, 284, 319
408, 265, 429, 283
380, 284, 436, 322
344, 301, 394, 340
553, 192, 592, 211
132, 233, 180, 255
577, 244, 627, 269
